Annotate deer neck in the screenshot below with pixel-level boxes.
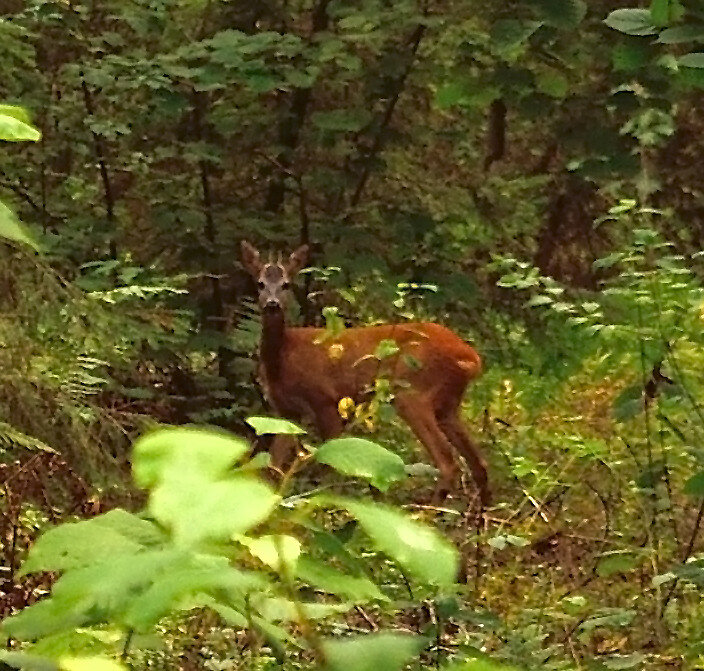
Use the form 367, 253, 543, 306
260, 308, 287, 380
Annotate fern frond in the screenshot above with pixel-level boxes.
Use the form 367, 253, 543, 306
87, 285, 187, 304
0, 421, 56, 456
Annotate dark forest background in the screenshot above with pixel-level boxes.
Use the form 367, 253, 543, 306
3, 0, 704, 669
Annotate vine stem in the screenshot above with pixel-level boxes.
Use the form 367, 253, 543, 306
661, 497, 704, 612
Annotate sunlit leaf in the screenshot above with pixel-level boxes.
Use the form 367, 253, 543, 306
0, 200, 40, 250
132, 427, 250, 487
20, 510, 163, 575
245, 416, 306, 436
59, 658, 126, 671
239, 534, 301, 571
149, 472, 279, 546
332, 498, 458, 586
0, 108, 40, 141
315, 438, 406, 491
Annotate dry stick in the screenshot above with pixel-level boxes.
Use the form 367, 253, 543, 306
636, 304, 661, 574
649, 277, 681, 547
80, 78, 117, 260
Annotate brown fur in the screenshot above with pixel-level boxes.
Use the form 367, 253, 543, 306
241, 242, 489, 503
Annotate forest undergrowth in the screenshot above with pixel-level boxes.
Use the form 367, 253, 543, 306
3, 0, 704, 668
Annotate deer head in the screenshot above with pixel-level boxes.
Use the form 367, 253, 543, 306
240, 241, 309, 312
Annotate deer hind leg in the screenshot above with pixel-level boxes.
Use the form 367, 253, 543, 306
394, 393, 460, 500
437, 410, 490, 505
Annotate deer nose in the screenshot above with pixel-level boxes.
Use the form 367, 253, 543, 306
264, 299, 280, 310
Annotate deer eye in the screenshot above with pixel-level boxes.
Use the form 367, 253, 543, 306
282, 281, 291, 289
258, 281, 265, 288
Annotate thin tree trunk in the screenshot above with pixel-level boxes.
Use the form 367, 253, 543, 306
80, 78, 117, 259
349, 23, 426, 208
191, 91, 229, 377
264, 0, 330, 214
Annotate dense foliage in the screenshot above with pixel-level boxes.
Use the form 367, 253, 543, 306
3, 0, 704, 668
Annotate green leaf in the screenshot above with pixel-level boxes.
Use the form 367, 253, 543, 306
295, 556, 387, 602
122, 559, 267, 630
684, 470, 704, 496
315, 438, 406, 491
612, 384, 643, 422
531, 0, 586, 29
602, 653, 646, 670
20, 509, 163, 575
487, 534, 529, 550
0, 651, 58, 671
650, 0, 683, 26
657, 24, 704, 43
579, 608, 635, 632
674, 559, 704, 586
604, 9, 657, 36
596, 551, 641, 577
679, 52, 704, 68
374, 339, 400, 359
526, 294, 553, 307
246, 416, 306, 436
311, 109, 372, 132
612, 43, 651, 72
0, 105, 31, 125
335, 499, 458, 586
652, 572, 676, 587
322, 632, 426, 671
441, 657, 520, 671
536, 71, 569, 98
0, 200, 40, 250
490, 19, 542, 53
254, 596, 350, 623
150, 472, 279, 546
239, 534, 301, 571
60, 658, 126, 671
435, 79, 499, 109
593, 252, 623, 269
132, 427, 250, 488
6, 550, 183, 638
0, 110, 41, 142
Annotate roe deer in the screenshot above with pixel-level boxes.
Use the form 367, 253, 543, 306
241, 241, 489, 503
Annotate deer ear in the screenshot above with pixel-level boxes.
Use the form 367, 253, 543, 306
286, 244, 309, 275
241, 241, 262, 277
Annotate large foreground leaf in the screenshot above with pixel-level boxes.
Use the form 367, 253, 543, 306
322, 632, 425, 671
0, 106, 41, 141
315, 437, 406, 491
333, 498, 459, 586
133, 427, 250, 487
149, 472, 279, 546
0, 200, 40, 250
